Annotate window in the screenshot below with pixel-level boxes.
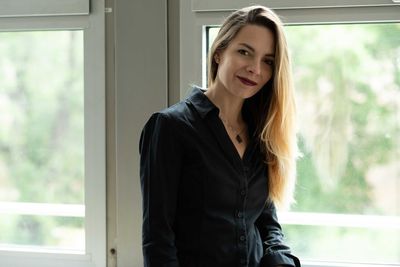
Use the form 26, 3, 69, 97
281, 23, 400, 264
0, 1, 105, 266
179, 1, 400, 266
0, 30, 85, 251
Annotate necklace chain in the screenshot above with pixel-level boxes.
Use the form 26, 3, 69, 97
219, 114, 246, 144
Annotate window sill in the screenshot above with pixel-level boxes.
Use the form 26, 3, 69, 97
0, 248, 94, 267
303, 261, 400, 267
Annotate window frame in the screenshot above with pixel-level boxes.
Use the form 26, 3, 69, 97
0, 0, 89, 17
191, 0, 400, 12
0, 0, 106, 266
175, 1, 400, 267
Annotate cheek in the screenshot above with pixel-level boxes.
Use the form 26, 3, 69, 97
262, 68, 274, 83
218, 61, 234, 80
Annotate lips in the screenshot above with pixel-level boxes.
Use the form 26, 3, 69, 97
237, 76, 257, 86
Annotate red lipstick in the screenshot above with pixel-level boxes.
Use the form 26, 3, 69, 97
237, 76, 257, 86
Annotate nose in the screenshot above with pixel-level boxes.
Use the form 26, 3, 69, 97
247, 60, 261, 75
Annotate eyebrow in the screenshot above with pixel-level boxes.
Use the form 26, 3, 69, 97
238, 43, 275, 57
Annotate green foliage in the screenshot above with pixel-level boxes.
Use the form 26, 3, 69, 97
285, 23, 399, 213
283, 224, 400, 263
0, 31, 84, 247
285, 23, 400, 262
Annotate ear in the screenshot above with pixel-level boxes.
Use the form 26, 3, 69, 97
214, 52, 220, 64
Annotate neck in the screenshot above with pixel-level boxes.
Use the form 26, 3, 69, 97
205, 84, 244, 125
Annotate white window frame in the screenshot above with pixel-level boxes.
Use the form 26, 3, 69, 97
0, 0, 106, 267
176, 1, 400, 267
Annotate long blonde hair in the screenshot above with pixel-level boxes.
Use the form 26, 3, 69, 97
208, 6, 298, 209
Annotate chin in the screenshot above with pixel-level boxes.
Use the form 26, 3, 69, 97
241, 90, 261, 99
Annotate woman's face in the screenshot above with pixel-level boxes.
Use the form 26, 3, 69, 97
214, 24, 275, 99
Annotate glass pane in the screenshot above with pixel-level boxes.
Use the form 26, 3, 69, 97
0, 214, 84, 251
285, 24, 400, 217
0, 31, 84, 251
283, 224, 400, 263
207, 27, 219, 53
285, 23, 400, 263
206, 23, 400, 263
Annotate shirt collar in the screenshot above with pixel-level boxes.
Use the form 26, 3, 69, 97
186, 86, 219, 119
186, 86, 258, 139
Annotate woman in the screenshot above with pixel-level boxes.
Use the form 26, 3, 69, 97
139, 5, 301, 267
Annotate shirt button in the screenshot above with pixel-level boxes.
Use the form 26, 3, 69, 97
236, 211, 243, 218
240, 189, 246, 196
239, 235, 246, 241
243, 166, 249, 172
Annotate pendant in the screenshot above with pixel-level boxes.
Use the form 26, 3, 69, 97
236, 134, 243, 143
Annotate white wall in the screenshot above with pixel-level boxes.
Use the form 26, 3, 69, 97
110, 0, 168, 266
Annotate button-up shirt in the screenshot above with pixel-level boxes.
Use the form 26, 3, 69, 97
139, 87, 301, 267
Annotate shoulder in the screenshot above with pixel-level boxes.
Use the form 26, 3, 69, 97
144, 99, 194, 133
153, 97, 197, 128
160, 99, 193, 120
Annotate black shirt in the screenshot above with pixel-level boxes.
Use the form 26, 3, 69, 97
139, 87, 301, 267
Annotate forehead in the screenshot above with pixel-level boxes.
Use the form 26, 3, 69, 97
230, 24, 275, 54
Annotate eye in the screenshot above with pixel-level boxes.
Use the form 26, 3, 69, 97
264, 59, 274, 66
238, 49, 249, 56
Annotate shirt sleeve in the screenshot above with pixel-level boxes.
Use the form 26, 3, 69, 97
139, 112, 182, 267
255, 200, 301, 267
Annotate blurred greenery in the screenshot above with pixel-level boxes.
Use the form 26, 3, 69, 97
285, 23, 400, 215
284, 23, 400, 262
0, 31, 84, 249
282, 224, 400, 264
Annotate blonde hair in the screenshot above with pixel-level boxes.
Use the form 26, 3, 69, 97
208, 6, 298, 209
